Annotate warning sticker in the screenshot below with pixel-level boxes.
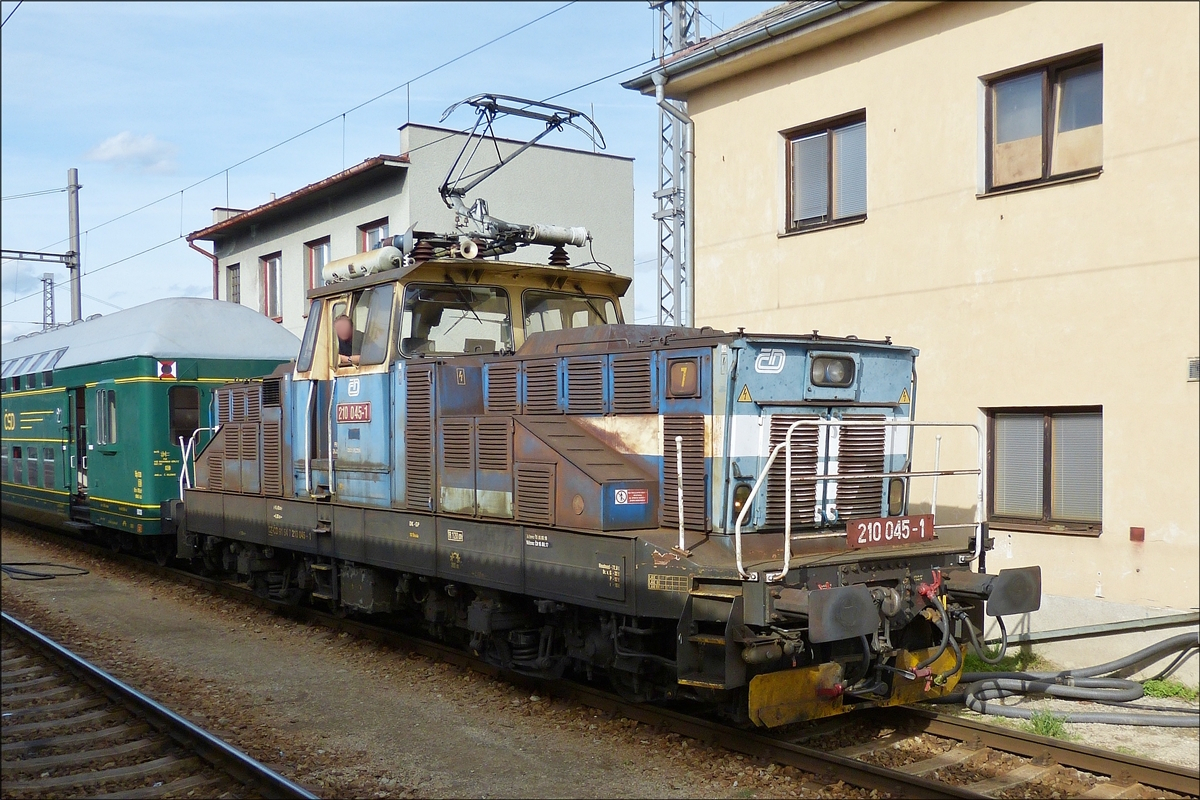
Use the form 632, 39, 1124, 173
737, 385, 753, 403
898, 388, 911, 405
614, 488, 649, 505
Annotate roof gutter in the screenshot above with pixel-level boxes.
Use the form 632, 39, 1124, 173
189, 239, 220, 300
625, 0, 862, 93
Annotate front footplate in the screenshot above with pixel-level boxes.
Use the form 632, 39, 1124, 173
747, 645, 964, 728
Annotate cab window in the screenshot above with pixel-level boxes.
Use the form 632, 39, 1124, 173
522, 290, 619, 334
332, 286, 395, 368
296, 300, 321, 372
400, 284, 512, 357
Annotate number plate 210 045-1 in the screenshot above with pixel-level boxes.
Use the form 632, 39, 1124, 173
847, 514, 936, 549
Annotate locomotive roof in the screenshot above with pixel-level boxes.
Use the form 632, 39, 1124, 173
1, 297, 300, 377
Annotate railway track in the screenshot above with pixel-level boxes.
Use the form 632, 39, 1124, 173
1, 610, 316, 800
6, 520, 1199, 799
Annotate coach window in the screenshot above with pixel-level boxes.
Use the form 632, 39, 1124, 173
96, 388, 118, 445
988, 407, 1102, 534
400, 284, 512, 357
169, 386, 200, 446
26, 447, 38, 487
42, 447, 55, 488
523, 290, 619, 333
1, 447, 9, 481
13, 446, 23, 484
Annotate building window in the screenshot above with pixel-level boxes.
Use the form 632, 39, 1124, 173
43, 447, 55, 488
358, 218, 389, 252
96, 388, 118, 445
988, 408, 1102, 533
785, 112, 866, 232
169, 386, 200, 446
227, 264, 241, 304
986, 49, 1102, 191
305, 237, 331, 304
261, 253, 282, 320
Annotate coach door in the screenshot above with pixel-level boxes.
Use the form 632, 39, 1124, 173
67, 387, 88, 497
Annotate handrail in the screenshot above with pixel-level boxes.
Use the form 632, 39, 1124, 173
733, 419, 986, 582
674, 435, 686, 552
178, 426, 219, 496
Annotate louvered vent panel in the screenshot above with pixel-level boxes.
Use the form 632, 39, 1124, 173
611, 355, 654, 413
566, 359, 605, 414
229, 388, 245, 422
766, 416, 820, 527
262, 420, 282, 495
486, 363, 519, 414
208, 455, 224, 491
261, 379, 282, 407
524, 361, 560, 414
662, 415, 707, 530
835, 418, 887, 520
441, 419, 473, 470
405, 369, 434, 510
246, 387, 261, 422
476, 419, 511, 471
240, 424, 259, 460
223, 425, 240, 465
515, 463, 554, 525
217, 391, 231, 423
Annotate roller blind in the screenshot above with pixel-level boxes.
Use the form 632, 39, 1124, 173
993, 414, 1043, 518
1051, 413, 1102, 522
833, 121, 867, 218
792, 132, 828, 223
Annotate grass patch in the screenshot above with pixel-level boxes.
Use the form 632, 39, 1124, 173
962, 648, 1048, 674
1024, 710, 1070, 739
1142, 679, 1199, 703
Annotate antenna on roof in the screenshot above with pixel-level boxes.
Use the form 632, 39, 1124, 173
435, 94, 603, 256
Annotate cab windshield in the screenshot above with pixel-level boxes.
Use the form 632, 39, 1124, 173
400, 284, 513, 356
522, 290, 619, 333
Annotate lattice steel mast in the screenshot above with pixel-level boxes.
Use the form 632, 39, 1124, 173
652, 1, 699, 326
41, 273, 55, 329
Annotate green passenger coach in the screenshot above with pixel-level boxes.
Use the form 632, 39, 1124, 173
1, 298, 298, 557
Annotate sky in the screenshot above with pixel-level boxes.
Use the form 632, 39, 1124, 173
0, 1, 775, 342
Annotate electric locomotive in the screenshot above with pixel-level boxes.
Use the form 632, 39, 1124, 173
0, 298, 299, 559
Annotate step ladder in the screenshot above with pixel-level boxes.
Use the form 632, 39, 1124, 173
676, 580, 746, 691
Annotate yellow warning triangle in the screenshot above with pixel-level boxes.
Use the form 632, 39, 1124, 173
738, 385, 753, 403
898, 388, 911, 404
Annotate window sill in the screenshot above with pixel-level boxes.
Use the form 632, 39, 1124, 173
989, 518, 1101, 537
978, 168, 1102, 199
778, 215, 867, 239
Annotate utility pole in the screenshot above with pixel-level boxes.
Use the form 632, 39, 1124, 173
652, 1, 699, 327
1, 167, 83, 323
41, 273, 55, 329
67, 167, 82, 321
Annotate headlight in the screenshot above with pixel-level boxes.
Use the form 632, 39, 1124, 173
810, 356, 855, 387
732, 483, 752, 516
888, 478, 905, 516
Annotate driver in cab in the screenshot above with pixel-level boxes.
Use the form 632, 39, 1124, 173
334, 314, 361, 366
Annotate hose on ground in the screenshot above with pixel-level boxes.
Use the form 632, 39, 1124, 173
1, 562, 90, 581
939, 631, 1200, 727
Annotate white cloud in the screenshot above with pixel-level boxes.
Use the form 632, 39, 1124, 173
86, 131, 177, 173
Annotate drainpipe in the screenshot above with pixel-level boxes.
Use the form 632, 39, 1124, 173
188, 239, 220, 300
653, 72, 695, 327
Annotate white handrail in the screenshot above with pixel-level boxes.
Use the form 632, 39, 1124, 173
178, 426, 219, 496
303, 380, 314, 496
733, 419, 986, 583
675, 435, 686, 552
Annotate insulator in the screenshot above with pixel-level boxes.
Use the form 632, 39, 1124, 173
548, 246, 570, 267
411, 240, 436, 264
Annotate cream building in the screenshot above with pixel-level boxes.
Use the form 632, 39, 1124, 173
627, 1, 1199, 672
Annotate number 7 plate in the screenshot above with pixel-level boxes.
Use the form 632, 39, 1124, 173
847, 514, 936, 548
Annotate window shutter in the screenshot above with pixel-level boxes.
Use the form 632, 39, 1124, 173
993, 414, 1043, 518
792, 132, 829, 223
833, 121, 867, 219
1051, 413, 1102, 522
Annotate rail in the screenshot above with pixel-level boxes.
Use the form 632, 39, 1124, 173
733, 419, 985, 582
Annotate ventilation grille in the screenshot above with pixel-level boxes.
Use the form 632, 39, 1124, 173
525, 361, 560, 414
208, 454, 224, 491
486, 363, 519, 413
405, 369, 434, 510
217, 391, 231, 423
766, 416, 820, 527
228, 388, 246, 421
611, 355, 654, 413
662, 415, 707, 530
240, 424, 259, 460
477, 419, 511, 471
835, 419, 887, 520
261, 379, 282, 407
223, 426, 240, 470
262, 420, 282, 496
566, 359, 604, 414
246, 387, 261, 422
515, 463, 554, 525
442, 419, 473, 470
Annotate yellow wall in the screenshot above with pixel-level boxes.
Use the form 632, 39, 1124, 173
687, 2, 1199, 609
